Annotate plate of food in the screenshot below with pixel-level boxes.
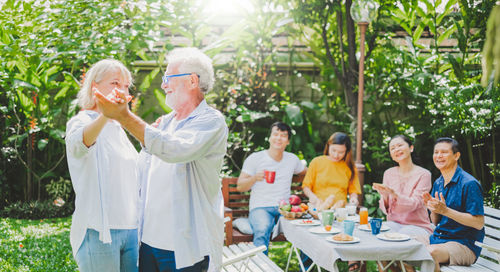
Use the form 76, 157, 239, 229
376, 232, 411, 242
325, 233, 360, 244
357, 224, 391, 232
290, 219, 321, 226
309, 226, 341, 234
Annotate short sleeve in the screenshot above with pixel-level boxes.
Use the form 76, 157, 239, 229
293, 156, 306, 174
241, 153, 258, 176
464, 180, 484, 216
302, 158, 317, 190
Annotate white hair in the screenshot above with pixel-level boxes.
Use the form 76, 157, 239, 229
167, 47, 215, 92
77, 59, 132, 109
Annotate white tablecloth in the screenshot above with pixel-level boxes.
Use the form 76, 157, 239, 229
277, 217, 435, 272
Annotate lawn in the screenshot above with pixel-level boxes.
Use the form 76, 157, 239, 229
0, 217, 378, 271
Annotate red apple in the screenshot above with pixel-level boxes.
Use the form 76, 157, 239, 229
291, 205, 302, 213
289, 195, 301, 205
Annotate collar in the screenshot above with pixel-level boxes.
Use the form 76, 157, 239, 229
437, 165, 461, 186
172, 99, 208, 121
449, 165, 462, 184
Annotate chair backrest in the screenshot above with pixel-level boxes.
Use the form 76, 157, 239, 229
475, 206, 500, 269
222, 174, 306, 219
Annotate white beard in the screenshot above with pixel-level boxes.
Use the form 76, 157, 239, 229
165, 92, 176, 110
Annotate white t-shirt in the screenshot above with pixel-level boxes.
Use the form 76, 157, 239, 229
242, 150, 305, 211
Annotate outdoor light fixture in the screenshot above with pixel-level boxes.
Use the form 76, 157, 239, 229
350, 0, 379, 199
350, 0, 379, 23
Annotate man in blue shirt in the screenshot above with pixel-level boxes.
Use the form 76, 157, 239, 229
422, 137, 485, 271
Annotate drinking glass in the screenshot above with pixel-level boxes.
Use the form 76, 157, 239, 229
359, 207, 368, 225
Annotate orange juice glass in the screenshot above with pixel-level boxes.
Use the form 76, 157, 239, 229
359, 207, 368, 225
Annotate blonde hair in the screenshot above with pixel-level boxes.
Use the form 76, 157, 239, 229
77, 59, 133, 109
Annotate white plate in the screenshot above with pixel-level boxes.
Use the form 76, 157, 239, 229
376, 232, 411, 242
325, 236, 360, 244
290, 219, 321, 226
309, 226, 341, 234
357, 224, 390, 232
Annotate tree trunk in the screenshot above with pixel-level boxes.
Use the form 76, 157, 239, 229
465, 136, 478, 180
27, 133, 33, 201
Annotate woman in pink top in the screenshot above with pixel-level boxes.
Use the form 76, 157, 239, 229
373, 135, 433, 236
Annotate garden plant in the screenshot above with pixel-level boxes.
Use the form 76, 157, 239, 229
0, 0, 499, 271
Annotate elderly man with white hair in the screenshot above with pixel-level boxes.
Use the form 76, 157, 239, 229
95, 47, 228, 272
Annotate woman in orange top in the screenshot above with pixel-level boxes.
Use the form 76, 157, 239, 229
303, 132, 361, 209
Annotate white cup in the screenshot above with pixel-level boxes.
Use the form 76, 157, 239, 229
335, 207, 348, 222
346, 204, 357, 215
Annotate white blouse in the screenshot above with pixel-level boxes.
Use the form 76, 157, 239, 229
65, 110, 139, 256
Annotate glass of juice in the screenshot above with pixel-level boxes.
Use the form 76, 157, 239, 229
359, 207, 368, 225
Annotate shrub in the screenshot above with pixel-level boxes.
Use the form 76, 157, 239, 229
362, 184, 385, 219
486, 182, 500, 209
45, 177, 74, 203
1, 200, 74, 219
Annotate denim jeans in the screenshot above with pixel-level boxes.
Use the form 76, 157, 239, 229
139, 243, 209, 272
75, 228, 139, 272
249, 206, 280, 255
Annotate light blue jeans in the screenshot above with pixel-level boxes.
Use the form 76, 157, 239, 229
75, 228, 139, 272
249, 206, 280, 255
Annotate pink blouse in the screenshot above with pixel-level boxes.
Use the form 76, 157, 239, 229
379, 166, 433, 233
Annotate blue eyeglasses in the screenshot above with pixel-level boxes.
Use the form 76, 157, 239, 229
162, 73, 199, 85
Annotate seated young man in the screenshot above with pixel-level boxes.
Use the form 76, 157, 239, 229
420, 137, 485, 272
237, 122, 306, 255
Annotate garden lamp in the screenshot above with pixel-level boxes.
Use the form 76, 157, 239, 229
350, 0, 379, 197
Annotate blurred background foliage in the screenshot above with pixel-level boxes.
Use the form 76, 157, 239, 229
0, 0, 499, 215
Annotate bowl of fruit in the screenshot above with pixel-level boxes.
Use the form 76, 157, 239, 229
279, 195, 309, 220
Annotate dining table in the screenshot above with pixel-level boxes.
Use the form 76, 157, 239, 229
276, 216, 435, 272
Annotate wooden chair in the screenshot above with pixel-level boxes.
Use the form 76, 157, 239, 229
222, 174, 306, 245
441, 206, 500, 271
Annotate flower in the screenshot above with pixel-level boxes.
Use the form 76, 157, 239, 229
53, 197, 65, 207
19, 243, 23, 248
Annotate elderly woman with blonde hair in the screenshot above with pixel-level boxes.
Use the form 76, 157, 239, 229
65, 59, 139, 272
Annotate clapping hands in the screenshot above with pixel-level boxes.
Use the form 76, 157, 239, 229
373, 183, 397, 200
423, 191, 448, 215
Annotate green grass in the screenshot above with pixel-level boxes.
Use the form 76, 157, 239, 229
0, 217, 77, 271
0, 217, 379, 271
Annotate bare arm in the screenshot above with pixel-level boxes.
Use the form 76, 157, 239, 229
237, 171, 264, 192
117, 110, 147, 144
429, 211, 442, 225
427, 192, 484, 230
94, 90, 147, 144
349, 193, 359, 206
297, 167, 308, 176
303, 186, 321, 207
82, 114, 108, 147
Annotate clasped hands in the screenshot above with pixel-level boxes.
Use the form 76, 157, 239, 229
93, 87, 132, 120
423, 191, 448, 215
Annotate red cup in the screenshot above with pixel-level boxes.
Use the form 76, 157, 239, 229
264, 170, 276, 184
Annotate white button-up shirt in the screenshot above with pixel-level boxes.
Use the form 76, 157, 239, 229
139, 100, 228, 271
65, 110, 139, 256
